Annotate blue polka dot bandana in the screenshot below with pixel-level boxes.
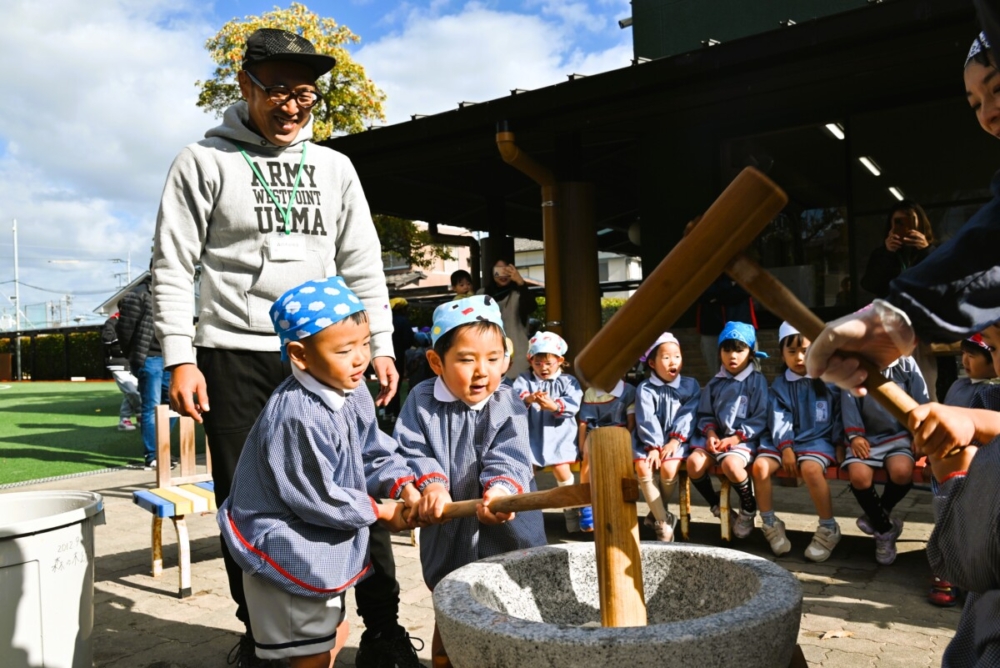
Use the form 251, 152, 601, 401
431, 295, 504, 345
270, 276, 365, 360
967, 31, 992, 68
527, 331, 567, 359
718, 321, 768, 358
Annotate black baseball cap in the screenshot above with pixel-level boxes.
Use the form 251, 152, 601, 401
242, 29, 336, 78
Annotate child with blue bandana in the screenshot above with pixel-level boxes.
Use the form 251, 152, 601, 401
378, 295, 546, 666
688, 321, 770, 539
217, 277, 416, 668
513, 331, 585, 533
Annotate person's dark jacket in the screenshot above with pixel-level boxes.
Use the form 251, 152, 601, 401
101, 315, 129, 369
861, 244, 933, 299
117, 279, 161, 370
391, 312, 415, 376
696, 277, 756, 335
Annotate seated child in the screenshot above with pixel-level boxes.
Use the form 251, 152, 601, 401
842, 355, 929, 565
634, 332, 701, 542
513, 331, 584, 532
450, 269, 474, 300
389, 295, 547, 665
753, 322, 842, 562
217, 277, 413, 668
578, 372, 638, 534
688, 321, 769, 539
928, 333, 997, 606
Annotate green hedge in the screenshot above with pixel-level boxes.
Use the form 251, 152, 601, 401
0, 331, 106, 380
531, 296, 627, 326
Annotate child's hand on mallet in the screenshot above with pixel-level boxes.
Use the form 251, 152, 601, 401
399, 483, 426, 528
705, 429, 720, 453
781, 448, 798, 478
849, 436, 871, 460
477, 486, 514, 525
418, 482, 453, 524
377, 501, 410, 533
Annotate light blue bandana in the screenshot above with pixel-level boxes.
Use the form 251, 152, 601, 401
718, 321, 768, 358
270, 276, 365, 360
431, 295, 504, 345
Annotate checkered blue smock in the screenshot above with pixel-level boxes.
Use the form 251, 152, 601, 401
512, 371, 583, 467
694, 367, 770, 458
840, 356, 928, 468
218, 375, 406, 598
634, 375, 701, 461
392, 378, 547, 589
759, 371, 842, 466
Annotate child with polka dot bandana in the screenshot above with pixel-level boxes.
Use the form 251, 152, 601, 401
218, 277, 418, 668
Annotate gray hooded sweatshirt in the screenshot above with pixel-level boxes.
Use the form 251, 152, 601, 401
151, 102, 392, 367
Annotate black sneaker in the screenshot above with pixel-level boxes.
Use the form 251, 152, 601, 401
356, 627, 424, 668
226, 634, 283, 667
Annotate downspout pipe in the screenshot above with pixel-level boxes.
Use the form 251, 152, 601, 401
428, 222, 482, 292
495, 122, 562, 335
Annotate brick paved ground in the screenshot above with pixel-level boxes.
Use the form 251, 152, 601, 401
11, 467, 958, 667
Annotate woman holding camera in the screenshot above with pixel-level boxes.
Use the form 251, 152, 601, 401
481, 258, 535, 379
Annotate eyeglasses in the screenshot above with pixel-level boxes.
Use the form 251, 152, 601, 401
245, 71, 321, 109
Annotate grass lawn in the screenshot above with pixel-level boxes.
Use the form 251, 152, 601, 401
0, 379, 411, 486
0, 381, 153, 485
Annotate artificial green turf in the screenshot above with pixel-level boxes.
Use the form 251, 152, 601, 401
0, 381, 154, 485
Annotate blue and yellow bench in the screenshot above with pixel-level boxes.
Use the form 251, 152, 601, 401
131, 405, 215, 598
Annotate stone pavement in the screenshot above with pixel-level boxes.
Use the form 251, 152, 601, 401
11, 467, 958, 667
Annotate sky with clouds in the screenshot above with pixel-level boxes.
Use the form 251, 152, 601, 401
0, 0, 634, 328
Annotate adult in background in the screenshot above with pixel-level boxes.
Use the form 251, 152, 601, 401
480, 258, 534, 379
695, 276, 757, 371
151, 29, 416, 668
388, 297, 414, 420
117, 276, 173, 468
860, 200, 942, 400
101, 310, 140, 432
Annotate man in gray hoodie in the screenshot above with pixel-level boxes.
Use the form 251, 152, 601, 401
151, 29, 416, 668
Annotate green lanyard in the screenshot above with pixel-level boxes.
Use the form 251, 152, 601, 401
239, 144, 307, 235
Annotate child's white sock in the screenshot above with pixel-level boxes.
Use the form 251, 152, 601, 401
658, 476, 678, 512
556, 476, 575, 487
639, 473, 667, 522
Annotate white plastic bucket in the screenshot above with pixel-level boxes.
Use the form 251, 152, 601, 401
0, 491, 105, 668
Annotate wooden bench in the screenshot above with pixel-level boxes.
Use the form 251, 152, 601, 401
676, 457, 931, 542
131, 405, 215, 598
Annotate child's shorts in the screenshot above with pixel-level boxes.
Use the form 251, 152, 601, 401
243, 572, 346, 660
757, 438, 836, 469
690, 439, 756, 467
840, 433, 914, 470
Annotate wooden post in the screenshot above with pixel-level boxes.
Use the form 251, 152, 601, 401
589, 426, 647, 627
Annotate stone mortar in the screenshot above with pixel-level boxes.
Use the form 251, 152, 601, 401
433, 542, 802, 668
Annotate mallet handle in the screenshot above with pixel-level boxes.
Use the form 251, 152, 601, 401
436, 483, 594, 520
725, 254, 919, 425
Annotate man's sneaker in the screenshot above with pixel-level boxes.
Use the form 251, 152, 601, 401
564, 507, 581, 533
579, 506, 594, 532
761, 518, 792, 556
357, 627, 424, 668
856, 514, 875, 536
733, 510, 756, 539
117, 418, 137, 431
226, 634, 275, 668
804, 523, 841, 562
874, 517, 904, 565
143, 458, 178, 471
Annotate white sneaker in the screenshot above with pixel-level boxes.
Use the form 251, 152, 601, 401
805, 523, 841, 563
117, 418, 137, 432
564, 508, 581, 533
733, 510, 756, 539
761, 518, 792, 556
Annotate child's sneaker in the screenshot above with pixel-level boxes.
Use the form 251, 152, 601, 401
856, 514, 875, 536
874, 517, 904, 565
733, 510, 755, 539
710, 504, 739, 527
928, 577, 959, 607
804, 522, 841, 562
117, 418, 137, 431
761, 518, 792, 556
564, 508, 581, 533
579, 506, 594, 532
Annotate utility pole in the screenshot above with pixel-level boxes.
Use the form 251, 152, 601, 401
12, 219, 21, 381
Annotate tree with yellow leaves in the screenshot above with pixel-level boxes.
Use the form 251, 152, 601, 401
196, 2, 386, 139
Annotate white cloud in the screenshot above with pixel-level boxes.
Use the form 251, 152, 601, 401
355, 2, 632, 125
0, 0, 216, 322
